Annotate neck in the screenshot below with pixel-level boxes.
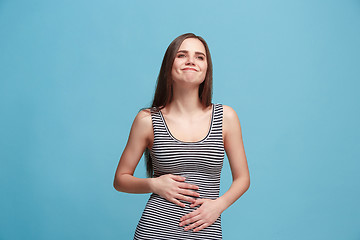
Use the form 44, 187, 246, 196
167, 82, 204, 115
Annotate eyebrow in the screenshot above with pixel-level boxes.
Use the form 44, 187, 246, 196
177, 50, 206, 56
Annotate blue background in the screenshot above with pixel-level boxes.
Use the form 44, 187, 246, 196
1, 0, 359, 239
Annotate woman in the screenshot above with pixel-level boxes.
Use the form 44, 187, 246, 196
113, 33, 250, 239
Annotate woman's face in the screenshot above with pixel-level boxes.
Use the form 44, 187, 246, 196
171, 38, 208, 87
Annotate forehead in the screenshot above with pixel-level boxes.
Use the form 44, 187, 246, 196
178, 38, 206, 54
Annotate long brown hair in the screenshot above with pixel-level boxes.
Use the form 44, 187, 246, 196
144, 33, 213, 177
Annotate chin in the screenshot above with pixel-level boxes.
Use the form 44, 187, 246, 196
177, 78, 204, 86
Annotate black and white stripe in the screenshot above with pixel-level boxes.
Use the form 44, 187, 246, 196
134, 103, 224, 240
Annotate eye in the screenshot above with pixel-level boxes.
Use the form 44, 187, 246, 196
177, 54, 186, 58
197, 56, 205, 60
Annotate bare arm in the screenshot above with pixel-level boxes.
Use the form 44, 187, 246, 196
113, 109, 154, 193
216, 105, 250, 211
113, 109, 200, 206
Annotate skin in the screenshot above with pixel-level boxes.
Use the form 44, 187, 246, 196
114, 38, 250, 232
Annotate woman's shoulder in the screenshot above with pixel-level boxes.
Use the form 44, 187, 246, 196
219, 104, 242, 139
132, 108, 153, 132
137, 107, 153, 119
138, 107, 152, 116
218, 104, 240, 122
216, 104, 238, 116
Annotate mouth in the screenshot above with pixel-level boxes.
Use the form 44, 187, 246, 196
182, 68, 197, 72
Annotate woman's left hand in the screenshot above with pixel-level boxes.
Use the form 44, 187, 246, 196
179, 198, 223, 232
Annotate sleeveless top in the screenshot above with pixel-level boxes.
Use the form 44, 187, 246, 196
134, 103, 224, 240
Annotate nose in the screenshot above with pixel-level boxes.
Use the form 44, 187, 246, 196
185, 55, 195, 66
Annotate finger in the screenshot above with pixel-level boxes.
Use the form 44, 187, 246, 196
193, 222, 210, 232
180, 209, 200, 221
175, 194, 196, 204
184, 219, 204, 231
170, 174, 186, 182
190, 198, 206, 208
178, 189, 200, 198
170, 198, 186, 208
179, 182, 199, 190
179, 214, 201, 227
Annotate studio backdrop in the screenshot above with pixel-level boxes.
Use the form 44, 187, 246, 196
1, 0, 359, 239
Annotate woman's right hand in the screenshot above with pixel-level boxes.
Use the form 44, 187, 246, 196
150, 174, 200, 207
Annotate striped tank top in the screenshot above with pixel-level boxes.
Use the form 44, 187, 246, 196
134, 103, 224, 240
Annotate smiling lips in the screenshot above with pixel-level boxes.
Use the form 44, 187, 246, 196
182, 67, 197, 72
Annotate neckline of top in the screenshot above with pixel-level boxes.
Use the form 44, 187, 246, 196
159, 104, 215, 144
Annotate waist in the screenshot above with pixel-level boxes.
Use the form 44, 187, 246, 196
155, 171, 221, 199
